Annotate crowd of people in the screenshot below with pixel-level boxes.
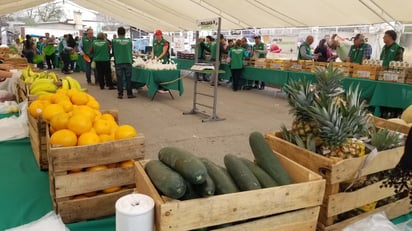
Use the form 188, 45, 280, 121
298, 30, 404, 68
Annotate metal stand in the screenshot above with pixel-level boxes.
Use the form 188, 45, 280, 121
183, 18, 225, 122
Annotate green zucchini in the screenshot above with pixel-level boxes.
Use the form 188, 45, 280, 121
158, 147, 207, 185
240, 158, 279, 187
194, 174, 215, 197
249, 131, 292, 185
180, 180, 200, 200
224, 154, 261, 191
200, 158, 239, 194
145, 160, 186, 199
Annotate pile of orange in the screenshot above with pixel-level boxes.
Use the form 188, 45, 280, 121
28, 88, 138, 147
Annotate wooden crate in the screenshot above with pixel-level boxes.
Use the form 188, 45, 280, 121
266, 59, 291, 70
28, 114, 48, 170
265, 131, 412, 231
135, 153, 325, 231
371, 114, 410, 135
48, 128, 145, 223
254, 58, 266, 68
352, 64, 383, 80
290, 60, 314, 72
16, 78, 30, 103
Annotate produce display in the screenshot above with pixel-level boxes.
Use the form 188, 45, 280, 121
132, 57, 177, 70
28, 89, 138, 147
281, 62, 403, 159
145, 131, 292, 200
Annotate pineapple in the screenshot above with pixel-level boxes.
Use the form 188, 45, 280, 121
283, 78, 319, 143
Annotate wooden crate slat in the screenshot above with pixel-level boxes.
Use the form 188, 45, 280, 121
319, 197, 412, 231
49, 134, 145, 171
55, 167, 136, 198
326, 180, 396, 217
57, 188, 134, 223
211, 206, 319, 231
135, 152, 325, 231
265, 132, 404, 184
371, 115, 410, 135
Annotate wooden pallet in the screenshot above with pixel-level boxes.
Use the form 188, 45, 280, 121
265, 125, 412, 230
135, 152, 325, 231
47, 128, 144, 223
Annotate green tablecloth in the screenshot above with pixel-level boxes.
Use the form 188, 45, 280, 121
132, 68, 184, 97
242, 67, 289, 86
0, 137, 116, 230
172, 58, 194, 70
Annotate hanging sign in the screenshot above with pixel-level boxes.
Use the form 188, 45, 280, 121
197, 18, 219, 30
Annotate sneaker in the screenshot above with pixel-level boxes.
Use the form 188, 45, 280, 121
157, 89, 168, 94
117, 95, 123, 99
127, 95, 136, 98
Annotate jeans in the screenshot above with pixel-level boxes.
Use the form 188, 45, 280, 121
115, 63, 132, 96
231, 68, 242, 91
61, 52, 70, 72
24, 51, 34, 63
85, 59, 97, 83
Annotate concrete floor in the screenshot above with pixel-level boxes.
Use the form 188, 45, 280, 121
70, 71, 293, 165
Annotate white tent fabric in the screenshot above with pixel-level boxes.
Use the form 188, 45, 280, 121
2, 0, 412, 31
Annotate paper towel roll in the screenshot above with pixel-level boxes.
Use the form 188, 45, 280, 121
116, 193, 155, 231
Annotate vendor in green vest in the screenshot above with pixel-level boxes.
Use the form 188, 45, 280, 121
196, 37, 210, 81
298, 35, 317, 60
347, 34, 372, 64
380, 30, 404, 69
43, 32, 56, 69
78, 28, 97, 85
151, 29, 170, 64
229, 39, 249, 91
252, 35, 267, 89
112, 26, 135, 99
90, 32, 115, 90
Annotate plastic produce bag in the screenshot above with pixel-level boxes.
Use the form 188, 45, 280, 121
343, 212, 400, 231
0, 101, 19, 114
5, 211, 69, 231
0, 100, 29, 141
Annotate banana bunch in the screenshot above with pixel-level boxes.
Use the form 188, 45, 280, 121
29, 78, 58, 95
21, 65, 59, 83
61, 76, 86, 92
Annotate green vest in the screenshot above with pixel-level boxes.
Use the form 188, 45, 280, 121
253, 42, 266, 58
82, 36, 96, 58
380, 43, 403, 67
297, 42, 312, 60
92, 39, 110, 62
112, 36, 133, 64
210, 41, 217, 61
153, 38, 169, 64
349, 43, 368, 64
230, 47, 247, 69
198, 41, 206, 60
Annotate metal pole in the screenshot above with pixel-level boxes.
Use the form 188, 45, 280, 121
193, 30, 199, 112
212, 17, 221, 118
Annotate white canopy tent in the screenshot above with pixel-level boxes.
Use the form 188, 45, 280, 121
1, 0, 412, 32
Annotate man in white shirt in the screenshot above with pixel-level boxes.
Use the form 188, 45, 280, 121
328, 34, 352, 62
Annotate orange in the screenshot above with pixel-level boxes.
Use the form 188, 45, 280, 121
51, 94, 70, 104
106, 163, 118, 168
86, 165, 108, 171
42, 104, 65, 122
84, 191, 98, 197
119, 160, 134, 168
78, 132, 100, 146
72, 105, 96, 121
50, 129, 77, 147
114, 125, 137, 140
58, 100, 73, 113
68, 168, 83, 174
66, 89, 78, 97
70, 91, 89, 105
101, 113, 116, 121
50, 112, 70, 131
87, 99, 100, 110
37, 94, 53, 102
93, 119, 112, 135
72, 194, 88, 200
56, 88, 69, 95
103, 186, 121, 194
67, 114, 92, 136
99, 134, 114, 143
28, 100, 46, 118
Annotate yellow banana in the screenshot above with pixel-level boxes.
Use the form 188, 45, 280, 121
30, 79, 55, 91
21, 66, 30, 81
61, 79, 70, 90
66, 76, 81, 90
48, 72, 58, 82
30, 83, 57, 95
